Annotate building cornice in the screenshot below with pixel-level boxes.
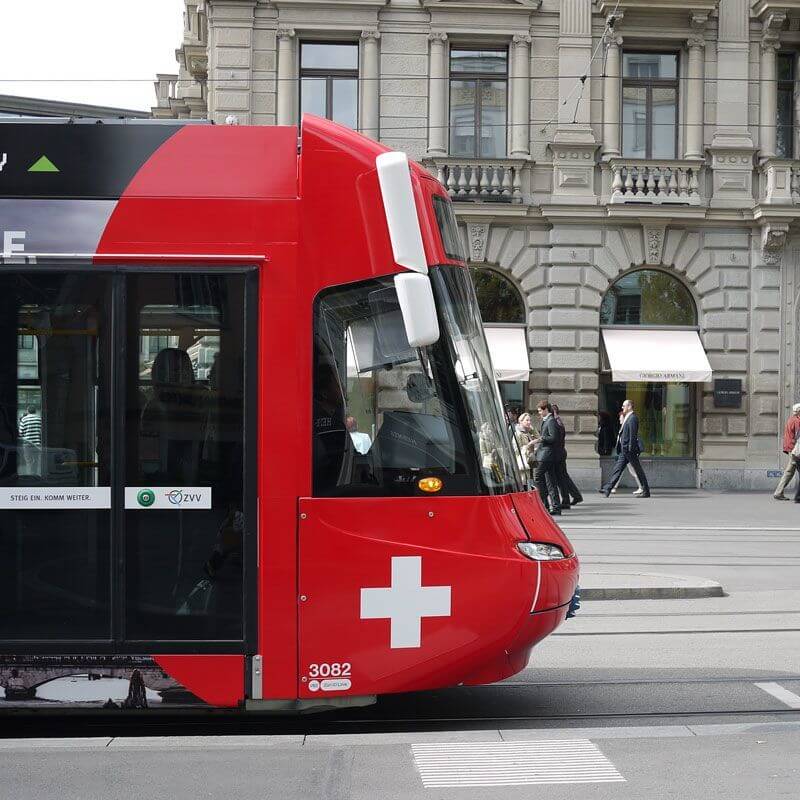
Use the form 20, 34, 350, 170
598, 0, 719, 13
423, 0, 540, 11
752, 0, 800, 20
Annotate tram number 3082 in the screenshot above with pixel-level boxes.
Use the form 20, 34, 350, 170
307, 662, 352, 678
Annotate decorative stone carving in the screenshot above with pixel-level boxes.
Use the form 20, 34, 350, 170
361, 29, 381, 41
467, 222, 489, 263
643, 225, 666, 266
762, 223, 789, 265
549, 144, 599, 203
276, 27, 296, 41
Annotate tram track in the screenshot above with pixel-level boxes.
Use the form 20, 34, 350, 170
4, 675, 800, 738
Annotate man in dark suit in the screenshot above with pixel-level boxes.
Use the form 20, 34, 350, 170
552, 403, 583, 508
601, 399, 651, 498
533, 400, 562, 515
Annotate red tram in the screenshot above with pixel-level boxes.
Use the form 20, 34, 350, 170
0, 115, 578, 710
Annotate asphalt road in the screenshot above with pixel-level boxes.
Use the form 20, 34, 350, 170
4, 489, 800, 799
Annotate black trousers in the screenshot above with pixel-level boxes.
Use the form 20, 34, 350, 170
555, 458, 582, 506
535, 460, 561, 511
604, 449, 650, 493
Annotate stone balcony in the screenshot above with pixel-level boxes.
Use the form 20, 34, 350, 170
423, 157, 529, 204
603, 159, 706, 206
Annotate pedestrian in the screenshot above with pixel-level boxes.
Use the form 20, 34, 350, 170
601, 398, 651, 498
773, 403, 800, 500
533, 400, 562, 515
596, 411, 615, 456
515, 412, 538, 483
551, 403, 583, 508
18, 406, 41, 447
610, 407, 645, 496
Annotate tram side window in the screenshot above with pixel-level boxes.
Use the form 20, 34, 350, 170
313, 277, 478, 497
0, 273, 112, 642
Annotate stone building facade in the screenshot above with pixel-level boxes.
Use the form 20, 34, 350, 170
154, 0, 800, 490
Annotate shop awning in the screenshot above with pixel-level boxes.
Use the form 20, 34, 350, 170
484, 325, 530, 382
601, 328, 712, 382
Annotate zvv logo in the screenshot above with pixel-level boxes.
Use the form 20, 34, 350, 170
137, 489, 156, 508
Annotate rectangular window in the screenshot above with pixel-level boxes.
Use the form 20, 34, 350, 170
777, 53, 795, 159
449, 49, 508, 158
300, 42, 359, 130
622, 52, 678, 159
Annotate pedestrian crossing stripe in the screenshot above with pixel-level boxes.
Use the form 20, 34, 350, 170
412, 739, 625, 787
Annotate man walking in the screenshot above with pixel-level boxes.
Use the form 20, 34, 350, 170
601, 399, 650, 498
774, 403, 800, 500
552, 403, 583, 508
533, 400, 562, 515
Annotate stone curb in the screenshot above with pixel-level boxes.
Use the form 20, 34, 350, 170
579, 572, 725, 601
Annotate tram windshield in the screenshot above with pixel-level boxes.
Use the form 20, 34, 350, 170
313, 265, 521, 497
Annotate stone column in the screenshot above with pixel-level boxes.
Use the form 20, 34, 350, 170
685, 36, 706, 159
276, 27, 295, 126
602, 33, 622, 158
760, 32, 780, 159
510, 34, 532, 158
427, 32, 448, 156
360, 29, 380, 139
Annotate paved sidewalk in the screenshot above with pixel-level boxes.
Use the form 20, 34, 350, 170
556, 489, 800, 600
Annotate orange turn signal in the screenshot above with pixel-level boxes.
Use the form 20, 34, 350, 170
418, 476, 443, 493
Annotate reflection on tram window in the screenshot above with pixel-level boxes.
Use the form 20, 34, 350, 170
0, 273, 112, 640
313, 271, 521, 497
125, 274, 246, 642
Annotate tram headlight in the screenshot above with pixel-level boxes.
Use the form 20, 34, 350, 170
517, 542, 566, 561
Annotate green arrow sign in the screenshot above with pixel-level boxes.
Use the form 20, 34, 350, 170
28, 155, 59, 173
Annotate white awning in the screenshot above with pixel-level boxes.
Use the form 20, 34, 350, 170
601, 328, 712, 383
484, 326, 530, 382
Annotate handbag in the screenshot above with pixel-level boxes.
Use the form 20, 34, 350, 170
792, 433, 800, 458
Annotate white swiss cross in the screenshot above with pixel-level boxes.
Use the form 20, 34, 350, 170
360, 556, 451, 649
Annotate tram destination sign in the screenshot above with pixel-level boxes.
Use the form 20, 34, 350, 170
713, 378, 742, 408
0, 122, 187, 199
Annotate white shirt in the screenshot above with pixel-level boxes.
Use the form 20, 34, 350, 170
349, 431, 372, 455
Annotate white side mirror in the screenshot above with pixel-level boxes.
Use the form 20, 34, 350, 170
394, 273, 440, 348
376, 151, 428, 274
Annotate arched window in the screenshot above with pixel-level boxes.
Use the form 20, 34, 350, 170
600, 269, 696, 327
470, 267, 527, 419
469, 267, 525, 324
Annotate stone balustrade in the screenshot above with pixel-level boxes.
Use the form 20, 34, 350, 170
759, 159, 800, 205
608, 160, 705, 206
153, 74, 178, 109
424, 158, 528, 204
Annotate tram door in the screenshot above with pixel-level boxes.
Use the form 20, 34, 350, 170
0, 270, 255, 651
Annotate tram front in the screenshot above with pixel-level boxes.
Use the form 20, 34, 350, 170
300, 139, 578, 700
